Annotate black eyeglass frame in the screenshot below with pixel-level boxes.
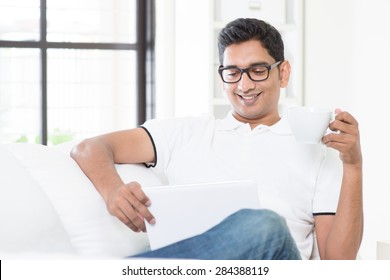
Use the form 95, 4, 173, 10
218, 61, 282, 84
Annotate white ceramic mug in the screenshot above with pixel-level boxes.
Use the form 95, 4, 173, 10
287, 107, 332, 144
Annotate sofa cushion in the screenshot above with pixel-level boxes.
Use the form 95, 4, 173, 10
5, 142, 163, 257
0, 146, 75, 255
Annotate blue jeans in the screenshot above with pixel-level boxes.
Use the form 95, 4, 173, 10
133, 209, 301, 260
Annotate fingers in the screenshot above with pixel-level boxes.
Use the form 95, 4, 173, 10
322, 132, 355, 148
328, 111, 359, 134
107, 182, 155, 232
116, 204, 143, 232
126, 183, 156, 224
322, 110, 362, 165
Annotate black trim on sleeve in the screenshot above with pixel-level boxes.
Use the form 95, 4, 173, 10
313, 212, 336, 216
139, 126, 157, 168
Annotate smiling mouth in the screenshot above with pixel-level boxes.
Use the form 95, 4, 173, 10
237, 92, 262, 101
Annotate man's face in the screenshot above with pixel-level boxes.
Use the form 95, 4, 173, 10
221, 39, 289, 127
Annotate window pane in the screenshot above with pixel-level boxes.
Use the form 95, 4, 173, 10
0, 0, 40, 41
47, 0, 136, 43
47, 49, 137, 145
0, 48, 40, 143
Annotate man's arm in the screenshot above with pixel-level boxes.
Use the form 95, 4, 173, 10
70, 127, 156, 232
315, 110, 363, 259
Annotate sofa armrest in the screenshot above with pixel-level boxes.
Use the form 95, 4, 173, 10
3, 142, 163, 257
0, 145, 75, 255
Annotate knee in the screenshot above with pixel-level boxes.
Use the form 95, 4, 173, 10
231, 208, 285, 224
213, 209, 299, 259
231, 209, 290, 237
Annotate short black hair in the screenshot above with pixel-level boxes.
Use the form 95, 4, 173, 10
217, 18, 284, 65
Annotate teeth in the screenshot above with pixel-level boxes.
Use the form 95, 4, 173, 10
240, 94, 259, 100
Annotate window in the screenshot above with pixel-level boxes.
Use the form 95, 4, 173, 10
0, 0, 154, 145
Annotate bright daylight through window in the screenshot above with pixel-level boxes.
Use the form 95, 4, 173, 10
0, 0, 152, 145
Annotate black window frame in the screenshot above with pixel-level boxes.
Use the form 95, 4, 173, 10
0, 0, 155, 145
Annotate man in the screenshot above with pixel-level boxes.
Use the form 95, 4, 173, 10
71, 18, 363, 260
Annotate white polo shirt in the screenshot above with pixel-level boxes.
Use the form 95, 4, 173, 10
142, 112, 342, 260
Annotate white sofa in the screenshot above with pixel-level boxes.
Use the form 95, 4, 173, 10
0, 141, 164, 259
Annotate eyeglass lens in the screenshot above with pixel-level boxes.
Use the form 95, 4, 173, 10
221, 65, 270, 83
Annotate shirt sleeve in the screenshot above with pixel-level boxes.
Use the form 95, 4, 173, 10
312, 147, 343, 215
140, 118, 173, 175
141, 115, 211, 176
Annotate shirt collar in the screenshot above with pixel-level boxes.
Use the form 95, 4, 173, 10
216, 111, 292, 135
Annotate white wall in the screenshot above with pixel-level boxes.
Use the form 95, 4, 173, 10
155, 0, 176, 119
155, 0, 212, 119
305, 0, 390, 259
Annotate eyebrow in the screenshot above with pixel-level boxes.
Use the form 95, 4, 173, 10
222, 61, 272, 68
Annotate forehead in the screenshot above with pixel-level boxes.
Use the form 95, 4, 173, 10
222, 39, 274, 67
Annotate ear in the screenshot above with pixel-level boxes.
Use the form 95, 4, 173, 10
279, 60, 291, 88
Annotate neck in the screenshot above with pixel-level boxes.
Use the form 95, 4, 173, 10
232, 112, 281, 130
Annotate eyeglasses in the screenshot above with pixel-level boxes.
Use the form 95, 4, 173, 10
218, 61, 281, 84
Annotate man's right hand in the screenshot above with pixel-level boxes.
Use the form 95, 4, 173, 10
106, 181, 156, 232
70, 128, 157, 233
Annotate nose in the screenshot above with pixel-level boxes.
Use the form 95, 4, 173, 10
238, 72, 255, 93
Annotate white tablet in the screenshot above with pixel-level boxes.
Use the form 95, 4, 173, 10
143, 180, 260, 250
